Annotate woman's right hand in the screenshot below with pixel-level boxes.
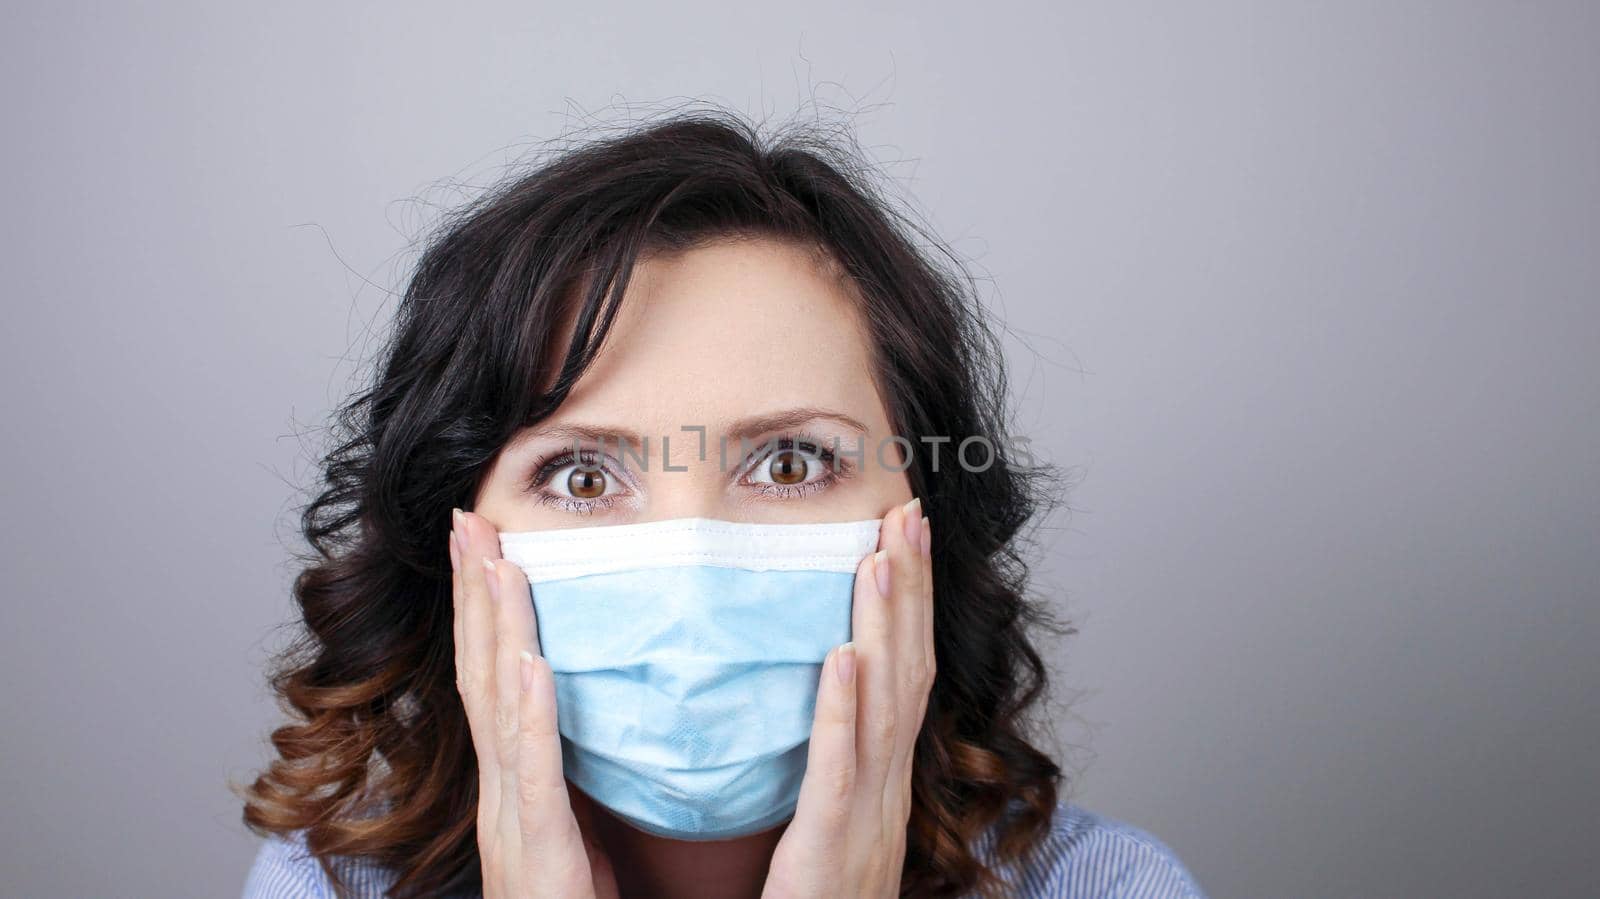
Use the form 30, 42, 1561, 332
451, 508, 620, 899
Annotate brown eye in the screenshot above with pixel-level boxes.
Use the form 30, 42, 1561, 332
768, 449, 808, 485
567, 467, 607, 499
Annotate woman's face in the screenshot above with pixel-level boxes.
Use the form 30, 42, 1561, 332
474, 237, 915, 531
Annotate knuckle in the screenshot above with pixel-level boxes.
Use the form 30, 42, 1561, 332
493, 702, 518, 739
824, 762, 854, 804
521, 711, 557, 744
516, 772, 552, 810
897, 565, 922, 597
899, 663, 928, 697
457, 662, 487, 694
868, 715, 898, 757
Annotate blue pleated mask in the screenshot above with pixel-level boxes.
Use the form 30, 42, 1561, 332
497, 517, 881, 842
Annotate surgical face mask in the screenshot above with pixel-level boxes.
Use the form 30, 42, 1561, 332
497, 516, 881, 842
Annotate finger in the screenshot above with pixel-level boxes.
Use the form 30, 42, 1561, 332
516, 651, 586, 883
489, 550, 547, 864
495, 558, 541, 667
456, 510, 501, 758
489, 556, 532, 757
879, 499, 927, 827
891, 499, 929, 712
452, 509, 503, 835
473, 559, 538, 894
852, 511, 899, 806
786, 643, 858, 863
451, 528, 464, 718
460, 511, 526, 895
920, 514, 935, 677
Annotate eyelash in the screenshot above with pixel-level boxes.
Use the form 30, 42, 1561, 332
524, 435, 849, 512
526, 450, 621, 515
740, 437, 845, 499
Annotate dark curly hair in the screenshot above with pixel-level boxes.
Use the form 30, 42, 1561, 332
237, 105, 1075, 898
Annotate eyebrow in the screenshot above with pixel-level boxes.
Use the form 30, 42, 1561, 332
722, 407, 869, 444
531, 423, 648, 448
522, 407, 869, 450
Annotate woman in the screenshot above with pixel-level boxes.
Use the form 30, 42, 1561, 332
238, 110, 1207, 898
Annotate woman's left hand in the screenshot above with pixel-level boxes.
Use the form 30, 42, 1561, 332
762, 498, 936, 899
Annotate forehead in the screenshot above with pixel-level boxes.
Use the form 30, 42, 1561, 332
551, 237, 886, 433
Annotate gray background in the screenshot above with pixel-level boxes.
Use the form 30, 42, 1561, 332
3, 2, 1596, 897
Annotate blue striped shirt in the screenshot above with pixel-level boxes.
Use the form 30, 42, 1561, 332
242, 801, 1207, 898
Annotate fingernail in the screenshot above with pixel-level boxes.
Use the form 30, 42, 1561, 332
519, 650, 535, 692
920, 516, 931, 558
452, 507, 465, 535
903, 498, 922, 545
449, 531, 461, 571
483, 557, 500, 602
836, 642, 856, 684
873, 550, 891, 596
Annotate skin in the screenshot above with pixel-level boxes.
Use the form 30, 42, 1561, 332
447, 237, 937, 898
